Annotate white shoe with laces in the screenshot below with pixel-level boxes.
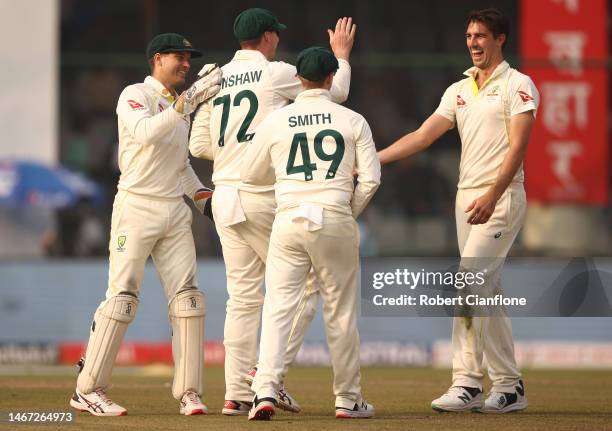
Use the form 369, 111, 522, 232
431, 386, 484, 412
335, 399, 375, 419
70, 388, 127, 416
482, 380, 528, 413
277, 387, 301, 413
244, 366, 301, 413
179, 390, 208, 416
248, 396, 276, 421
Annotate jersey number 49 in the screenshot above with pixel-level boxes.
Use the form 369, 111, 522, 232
286, 129, 345, 181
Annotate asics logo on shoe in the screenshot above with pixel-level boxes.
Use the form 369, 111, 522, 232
80, 396, 104, 413
278, 390, 291, 405
516, 380, 525, 396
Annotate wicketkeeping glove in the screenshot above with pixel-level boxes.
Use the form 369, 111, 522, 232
174, 64, 222, 115
194, 187, 214, 221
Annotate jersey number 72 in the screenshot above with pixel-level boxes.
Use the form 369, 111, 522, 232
213, 90, 258, 147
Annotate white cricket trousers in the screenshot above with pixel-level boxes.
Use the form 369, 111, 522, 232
253, 210, 363, 409
213, 190, 320, 402
80, 190, 203, 399
106, 191, 198, 299
452, 182, 526, 393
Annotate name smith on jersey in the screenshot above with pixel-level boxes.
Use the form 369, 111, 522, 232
221, 70, 263, 89
288, 113, 332, 128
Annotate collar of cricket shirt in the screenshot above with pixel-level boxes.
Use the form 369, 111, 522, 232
295, 88, 332, 101
463, 60, 509, 95
232, 49, 268, 62
144, 76, 177, 103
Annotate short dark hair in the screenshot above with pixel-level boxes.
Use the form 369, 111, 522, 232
466, 8, 510, 49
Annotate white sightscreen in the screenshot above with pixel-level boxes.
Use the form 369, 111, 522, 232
0, 0, 58, 163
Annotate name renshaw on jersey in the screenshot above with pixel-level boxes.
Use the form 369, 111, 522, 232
221, 70, 263, 89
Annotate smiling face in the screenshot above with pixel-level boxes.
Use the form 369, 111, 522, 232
465, 20, 505, 71
153, 51, 191, 92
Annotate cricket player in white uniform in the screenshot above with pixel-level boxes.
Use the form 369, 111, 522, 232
69, 33, 222, 416
189, 8, 355, 415
378, 9, 539, 413
242, 46, 380, 420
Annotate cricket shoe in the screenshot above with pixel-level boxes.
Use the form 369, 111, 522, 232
222, 400, 252, 416
248, 396, 276, 421
70, 388, 127, 416
244, 367, 301, 413
482, 380, 528, 414
179, 390, 208, 415
335, 400, 375, 419
431, 386, 484, 412
278, 387, 301, 413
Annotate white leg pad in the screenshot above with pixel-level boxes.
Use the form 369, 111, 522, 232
77, 294, 138, 394
169, 289, 205, 399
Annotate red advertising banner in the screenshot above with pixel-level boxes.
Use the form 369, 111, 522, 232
59, 341, 226, 366
521, 0, 609, 205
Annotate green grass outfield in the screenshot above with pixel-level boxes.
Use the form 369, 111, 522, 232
1, 366, 611, 430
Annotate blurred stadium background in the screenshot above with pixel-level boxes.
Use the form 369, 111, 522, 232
1, 0, 611, 379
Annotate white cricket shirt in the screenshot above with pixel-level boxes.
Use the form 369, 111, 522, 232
116, 76, 203, 199
190, 50, 351, 193
241, 89, 380, 218
435, 61, 539, 189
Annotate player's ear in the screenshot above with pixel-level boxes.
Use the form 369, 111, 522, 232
262, 30, 275, 43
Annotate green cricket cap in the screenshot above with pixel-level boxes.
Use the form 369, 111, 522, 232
233, 8, 287, 41
296, 47, 339, 81
146, 33, 202, 59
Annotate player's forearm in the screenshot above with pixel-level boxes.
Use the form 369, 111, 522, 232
490, 144, 527, 200
352, 151, 381, 218
240, 143, 275, 186
378, 131, 428, 165
351, 181, 380, 218
131, 108, 183, 145
189, 104, 214, 160
179, 163, 205, 199
328, 59, 351, 103
490, 112, 535, 199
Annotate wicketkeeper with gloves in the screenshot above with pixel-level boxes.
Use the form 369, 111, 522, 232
69, 33, 220, 417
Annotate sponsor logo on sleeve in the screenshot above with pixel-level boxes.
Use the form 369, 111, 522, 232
127, 99, 146, 110
518, 90, 534, 102
456, 95, 467, 106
